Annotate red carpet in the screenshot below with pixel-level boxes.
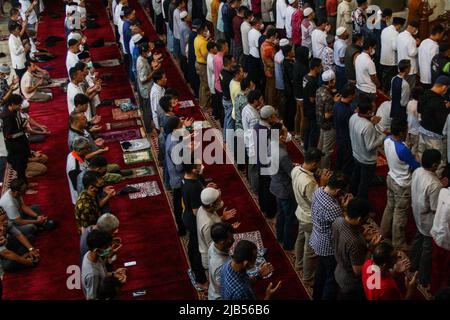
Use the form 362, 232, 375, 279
2, 0, 196, 300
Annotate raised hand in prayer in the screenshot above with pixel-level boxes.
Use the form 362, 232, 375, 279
393, 257, 411, 274
319, 169, 332, 187
264, 281, 282, 300
231, 222, 241, 230
206, 182, 218, 189
259, 262, 274, 278
222, 207, 237, 221
370, 115, 381, 125
95, 138, 105, 147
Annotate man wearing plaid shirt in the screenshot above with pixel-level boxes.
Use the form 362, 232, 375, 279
310, 172, 351, 300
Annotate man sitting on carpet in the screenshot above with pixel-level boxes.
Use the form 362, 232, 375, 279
76, 61, 102, 111
76, 155, 122, 194
66, 38, 80, 76
220, 239, 280, 300
0, 178, 54, 237
20, 99, 51, 144
75, 171, 116, 233
67, 66, 93, 120
74, 93, 102, 134
0, 207, 40, 272
68, 111, 108, 159
81, 229, 126, 300
66, 136, 92, 205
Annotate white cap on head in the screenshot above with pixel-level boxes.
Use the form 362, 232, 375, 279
21, 99, 30, 110
0, 64, 11, 74
180, 11, 188, 20
201, 187, 220, 206
132, 33, 142, 43
303, 7, 313, 17
279, 38, 289, 47
322, 69, 336, 82
288, 0, 296, 4
336, 27, 346, 37
260, 105, 277, 119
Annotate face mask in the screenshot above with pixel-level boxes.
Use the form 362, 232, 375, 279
98, 247, 112, 258
79, 44, 84, 52
215, 200, 224, 210
260, 23, 265, 30
204, 30, 210, 38
198, 165, 205, 175
285, 132, 292, 143
87, 61, 93, 68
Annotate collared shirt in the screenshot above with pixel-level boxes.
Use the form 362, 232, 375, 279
150, 83, 165, 130
311, 29, 327, 59
291, 165, 318, 224
397, 30, 418, 75
240, 20, 252, 55
350, 113, 385, 165
334, 38, 347, 67
197, 206, 222, 268
207, 53, 216, 94
301, 19, 315, 52
66, 151, 87, 204
208, 243, 230, 300
384, 136, 420, 187
248, 28, 262, 58
275, 0, 287, 29
194, 34, 208, 64
310, 187, 343, 256
67, 82, 92, 121
355, 52, 377, 94
411, 167, 442, 236
75, 190, 101, 230
431, 187, 450, 250
380, 25, 399, 66
418, 38, 439, 84
8, 34, 26, 70
285, 5, 296, 39
274, 49, 285, 90
213, 52, 224, 92
221, 260, 257, 300
269, 143, 294, 199
332, 216, 367, 292
322, 46, 335, 72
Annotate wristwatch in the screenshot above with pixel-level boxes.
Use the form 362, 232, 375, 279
28, 247, 35, 252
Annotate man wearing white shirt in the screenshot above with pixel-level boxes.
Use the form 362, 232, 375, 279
66, 38, 80, 77
114, 0, 127, 26
207, 42, 218, 121
355, 38, 379, 101
380, 17, 405, 92
67, 67, 92, 121
418, 24, 445, 89
396, 21, 420, 89
8, 24, 28, 81
150, 70, 167, 131
19, 0, 38, 29
311, 19, 329, 59
337, 0, 353, 36
301, 7, 316, 53
247, 17, 263, 88
285, 0, 297, 40
275, 0, 287, 38
334, 27, 348, 92
172, 0, 186, 60
240, 10, 253, 70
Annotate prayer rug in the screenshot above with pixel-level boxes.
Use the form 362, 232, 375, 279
115, 98, 132, 106
121, 166, 156, 179
97, 59, 121, 67
99, 128, 142, 143
123, 149, 153, 165
120, 138, 151, 152
105, 119, 142, 130
112, 108, 142, 120
127, 181, 161, 199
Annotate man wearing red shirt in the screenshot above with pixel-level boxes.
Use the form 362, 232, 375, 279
232, 6, 246, 65
251, 0, 262, 17
326, 0, 338, 34
260, 28, 278, 106
362, 242, 418, 300
291, 5, 304, 47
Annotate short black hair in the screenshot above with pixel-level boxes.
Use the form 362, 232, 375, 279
244, 8, 253, 19
240, 77, 252, 91
411, 86, 423, 100
82, 170, 102, 189
69, 66, 80, 80
358, 94, 374, 114
4, 94, 23, 107
347, 198, 372, 220
74, 93, 90, 106
9, 178, 27, 192
352, 33, 363, 44
372, 242, 394, 266
87, 229, 113, 251
152, 69, 165, 82
327, 172, 348, 190
250, 16, 262, 26
182, 153, 200, 173
223, 54, 234, 67
382, 8, 392, 17
317, 18, 328, 27
75, 61, 87, 71
421, 149, 442, 169
390, 118, 408, 136
159, 95, 173, 112
363, 38, 377, 50
237, 5, 247, 14
231, 64, 243, 77
139, 42, 149, 54
165, 88, 179, 98
211, 222, 234, 243
304, 147, 323, 164
247, 89, 262, 104
123, 6, 134, 18
88, 155, 108, 169
266, 28, 277, 39
340, 82, 356, 98
207, 41, 217, 51
409, 20, 419, 29
281, 44, 293, 56
309, 58, 322, 70
8, 22, 20, 33
232, 240, 257, 263
68, 38, 79, 47
431, 24, 445, 35
24, 60, 33, 69
165, 116, 181, 134
392, 17, 406, 26
398, 59, 411, 73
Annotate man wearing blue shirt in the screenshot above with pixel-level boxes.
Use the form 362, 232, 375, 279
381, 118, 420, 251
122, 7, 136, 81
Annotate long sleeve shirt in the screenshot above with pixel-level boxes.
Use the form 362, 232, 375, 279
418, 38, 439, 85
397, 30, 418, 75
380, 25, 399, 66
150, 83, 165, 130
8, 34, 26, 70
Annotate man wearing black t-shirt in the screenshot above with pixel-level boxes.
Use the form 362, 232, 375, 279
303, 58, 322, 151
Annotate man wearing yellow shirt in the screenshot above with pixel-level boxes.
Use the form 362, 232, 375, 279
194, 23, 211, 109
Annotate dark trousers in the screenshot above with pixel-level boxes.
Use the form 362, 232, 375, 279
6, 137, 30, 181
335, 66, 347, 94
14, 68, 26, 81
339, 284, 366, 300
410, 231, 433, 286
179, 55, 188, 81
381, 65, 398, 92
350, 159, 376, 199
284, 95, 296, 132
335, 143, 354, 178
140, 97, 152, 132
247, 56, 262, 90
172, 187, 186, 235
182, 210, 207, 284
313, 255, 338, 300
275, 197, 299, 250
215, 92, 224, 126
258, 173, 277, 219
303, 116, 319, 151
2, 232, 34, 272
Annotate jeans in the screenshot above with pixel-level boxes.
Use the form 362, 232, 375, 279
335, 65, 347, 93
410, 231, 433, 286
182, 210, 207, 284
380, 175, 411, 251
258, 173, 278, 219
303, 116, 320, 151
295, 221, 316, 282
173, 38, 181, 59
247, 163, 259, 194
275, 197, 299, 251
166, 22, 174, 53
335, 143, 354, 178
313, 255, 338, 300
317, 128, 335, 169
222, 98, 235, 144
350, 159, 376, 199
381, 65, 397, 92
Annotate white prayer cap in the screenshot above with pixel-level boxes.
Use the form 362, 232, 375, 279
322, 70, 336, 82
336, 27, 346, 36
180, 11, 188, 20
303, 7, 313, 17
279, 38, 289, 47
21, 100, 30, 110
132, 34, 143, 43
201, 188, 220, 206
288, 0, 296, 4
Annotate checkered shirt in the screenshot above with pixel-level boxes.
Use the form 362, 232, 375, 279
221, 261, 257, 300
309, 187, 343, 256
